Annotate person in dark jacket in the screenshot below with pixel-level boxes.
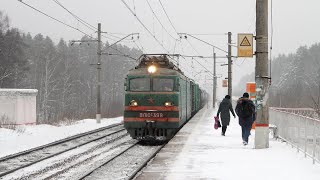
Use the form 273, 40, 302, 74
217, 95, 236, 136
235, 92, 256, 145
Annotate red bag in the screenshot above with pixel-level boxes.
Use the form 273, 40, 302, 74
214, 116, 220, 129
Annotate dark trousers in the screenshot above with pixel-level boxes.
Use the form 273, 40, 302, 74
241, 124, 252, 143
222, 126, 227, 135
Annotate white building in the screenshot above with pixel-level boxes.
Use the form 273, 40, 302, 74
0, 89, 38, 125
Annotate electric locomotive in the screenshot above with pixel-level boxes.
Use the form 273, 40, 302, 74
124, 54, 206, 141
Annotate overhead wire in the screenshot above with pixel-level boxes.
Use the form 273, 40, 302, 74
189, 33, 228, 36
173, 39, 178, 54
132, 0, 137, 15
132, 40, 144, 52
52, 0, 140, 43
51, 0, 123, 42
18, 0, 137, 60
50, 0, 137, 59
158, 0, 179, 36
186, 39, 212, 65
137, 39, 145, 52
121, 0, 170, 53
52, 0, 96, 31
175, 38, 213, 77
18, 0, 95, 39
146, 0, 177, 40
180, 54, 214, 77
234, 58, 246, 66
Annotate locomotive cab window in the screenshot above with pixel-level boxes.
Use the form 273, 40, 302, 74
153, 78, 174, 92
129, 78, 150, 91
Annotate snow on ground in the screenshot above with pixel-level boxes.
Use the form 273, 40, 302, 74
0, 117, 123, 158
1, 106, 320, 179
138, 107, 320, 180
170, 109, 320, 179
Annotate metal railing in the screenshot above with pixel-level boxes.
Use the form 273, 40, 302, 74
270, 107, 320, 164
272, 108, 320, 119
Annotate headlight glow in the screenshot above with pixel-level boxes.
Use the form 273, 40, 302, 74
164, 102, 173, 107
130, 100, 138, 106
148, 65, 157, 74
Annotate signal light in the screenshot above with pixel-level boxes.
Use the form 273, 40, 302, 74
164, 102, 173, 107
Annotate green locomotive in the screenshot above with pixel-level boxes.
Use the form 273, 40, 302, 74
124, 54, 207, 141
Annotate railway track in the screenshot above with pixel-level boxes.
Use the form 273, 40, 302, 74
17, 136, 136, 180
0, 123, 125, 178
79, 142, 165, 180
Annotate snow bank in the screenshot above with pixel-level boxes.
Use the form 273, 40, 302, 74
0, 117, 123, 158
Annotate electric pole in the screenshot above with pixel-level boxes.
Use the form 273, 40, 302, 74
96, 23, 102, 124
227, 32, 232, 97
255, 0, 269, 149
213, 50, 217, 108
71, 24, 137, 124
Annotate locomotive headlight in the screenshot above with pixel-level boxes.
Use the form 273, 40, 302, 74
129, 100, 138, 106
148, 65, 157, 74
164, 101, 173, 107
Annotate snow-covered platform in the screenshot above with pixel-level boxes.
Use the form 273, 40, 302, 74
136, 107, 320, 180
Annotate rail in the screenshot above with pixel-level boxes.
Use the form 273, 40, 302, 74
78, 142, 165, 180
270, 107, 320, 164
0, 123, 124, 177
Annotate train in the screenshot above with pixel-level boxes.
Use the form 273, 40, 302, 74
124, 54, 208, 142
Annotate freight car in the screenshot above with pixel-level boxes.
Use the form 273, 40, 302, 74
124, 54, 207, 142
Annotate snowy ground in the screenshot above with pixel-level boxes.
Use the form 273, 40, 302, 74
0, 117, 123, 158
137, 107, 320, 180
1, 107, 320, 180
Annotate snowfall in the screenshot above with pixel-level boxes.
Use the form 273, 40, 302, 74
0, 110, 320, 179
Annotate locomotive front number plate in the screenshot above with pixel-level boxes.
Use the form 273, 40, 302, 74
139, 112, 164, 118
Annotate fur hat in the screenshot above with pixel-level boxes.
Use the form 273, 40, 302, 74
243, 92, 249, 98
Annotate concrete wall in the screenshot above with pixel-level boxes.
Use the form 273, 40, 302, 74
0, 89, 38, 125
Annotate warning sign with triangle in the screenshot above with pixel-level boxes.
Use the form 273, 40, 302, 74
238, 33, 253, 58
240, 36, 251, 46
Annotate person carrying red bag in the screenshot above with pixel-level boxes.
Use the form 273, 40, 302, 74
216, 95, 236, 136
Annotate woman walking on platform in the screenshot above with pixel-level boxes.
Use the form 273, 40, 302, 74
217, 95, 236, 136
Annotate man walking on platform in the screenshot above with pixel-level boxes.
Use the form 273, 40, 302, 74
235, 92, 256, 145
217, 95, 236, 136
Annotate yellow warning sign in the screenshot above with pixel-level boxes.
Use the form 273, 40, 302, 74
222, 80, 228, 87
238, 34, 253, 57
240, 37, 251, 46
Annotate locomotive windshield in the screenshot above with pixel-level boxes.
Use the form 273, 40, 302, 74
130, 78, 151, 91
129, 77, 174, 92
153, 78, 174, 92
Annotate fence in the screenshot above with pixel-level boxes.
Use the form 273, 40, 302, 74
269, 107, 320, 164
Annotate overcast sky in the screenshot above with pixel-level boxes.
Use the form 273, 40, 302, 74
1, 0, 320, 96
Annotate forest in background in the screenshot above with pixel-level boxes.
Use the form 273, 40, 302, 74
2, 9, 320, 124
235, 43, 320, 111
0, 11, 142, 124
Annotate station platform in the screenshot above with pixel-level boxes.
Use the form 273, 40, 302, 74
136, 106, 320, 180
